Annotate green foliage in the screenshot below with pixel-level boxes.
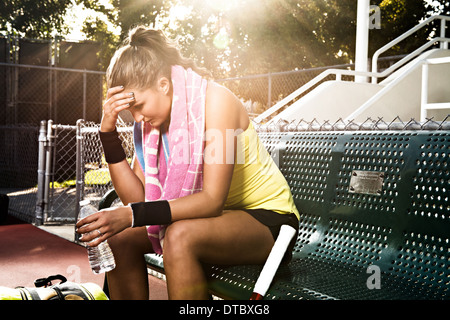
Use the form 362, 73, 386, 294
0, 0, 72, 38
81, 17, 120, 71
369, 0, 432, 56
1, 0, 448, 76
111, 0, 163, 38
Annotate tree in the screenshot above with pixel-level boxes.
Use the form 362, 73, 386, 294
82, 17, 120, 70
0, 0, 72, 38
77, 0, 165, 70
157, 0, 355, 77
231, 0, 358, 72
110, 0, 163, 39
369, 0, 433, 57
2, 0, 448, 76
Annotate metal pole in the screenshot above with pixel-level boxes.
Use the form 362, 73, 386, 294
82, 71, 87, 120
421, 62, 429, 122
5, 36, 13, 124
34, 120, 47, 225
13, 38, 19, 125
49, 63, 53, 120
75, 119, 84, 219
43, 119, 53, 223
75, 119, 84, 241
440, 18, 448, 50
355, 0, 370, 83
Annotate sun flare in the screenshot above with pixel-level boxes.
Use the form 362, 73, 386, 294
63, 0, 119, 40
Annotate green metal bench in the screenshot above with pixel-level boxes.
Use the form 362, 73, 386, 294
99, 129, 450, 300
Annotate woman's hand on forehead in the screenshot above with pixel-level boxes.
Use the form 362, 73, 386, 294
101, 86, 135, 132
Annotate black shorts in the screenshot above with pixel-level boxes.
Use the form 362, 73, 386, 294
243, 209, 299, 264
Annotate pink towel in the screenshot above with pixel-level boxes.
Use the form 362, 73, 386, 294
141, 65, 207, 254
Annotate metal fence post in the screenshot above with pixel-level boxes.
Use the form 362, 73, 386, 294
82, 71, 87, 120
440, 18, 448, 50
75, 119, 84, 221
420, 61, 429, 122
43, 119, 54, 223
49, 64, 53, 120
74, 119, 84, 241
34, 120, 47, 225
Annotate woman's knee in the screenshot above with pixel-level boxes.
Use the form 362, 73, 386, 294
164, 221, 197, 259
107, 229, 127, 253
108, 226, 151, 258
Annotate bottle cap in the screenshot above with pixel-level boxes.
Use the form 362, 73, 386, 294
79, 199, 90, 207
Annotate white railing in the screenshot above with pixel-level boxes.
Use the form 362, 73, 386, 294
254, 15, 450, 124
371, 15, 450, 83
344, 54, 450, 122
421, 56, 450, 121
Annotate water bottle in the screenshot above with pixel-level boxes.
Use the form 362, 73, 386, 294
78, 200, 116, 274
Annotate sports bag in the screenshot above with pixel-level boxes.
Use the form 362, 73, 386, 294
0, 274, 108, 300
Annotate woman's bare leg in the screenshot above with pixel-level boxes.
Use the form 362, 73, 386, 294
106, 226, 153, 300
163, 211, 275, 300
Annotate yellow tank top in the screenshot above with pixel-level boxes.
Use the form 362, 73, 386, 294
224, 122, 299, 220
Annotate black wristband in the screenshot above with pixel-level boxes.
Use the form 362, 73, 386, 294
130, 200, 172, 227
98, 128, 126, 164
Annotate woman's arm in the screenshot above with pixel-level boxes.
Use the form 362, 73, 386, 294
108, 155, 145, 205
100, 86, 146, 205
77, 83, 249, 245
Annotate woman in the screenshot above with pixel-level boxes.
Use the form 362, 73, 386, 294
76, 26, 299, 300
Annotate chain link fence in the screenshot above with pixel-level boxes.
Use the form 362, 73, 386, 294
0, 62, 104, 224
259, 115, 450, 132
1, 35, 104, 126
0, 124, 39, 222
0, 63, 104, 126
217, 55, 406, 118
45, 122, 78, 223
77, 121, 134, 212
31, 120, 134, 225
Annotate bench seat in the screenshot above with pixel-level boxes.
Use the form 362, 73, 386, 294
100, 129, 450, 300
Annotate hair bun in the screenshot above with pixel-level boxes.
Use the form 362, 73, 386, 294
128, 27, 166, 47
128, 26, 148, 47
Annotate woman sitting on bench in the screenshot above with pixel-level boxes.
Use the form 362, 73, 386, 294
76, 26, 299, 300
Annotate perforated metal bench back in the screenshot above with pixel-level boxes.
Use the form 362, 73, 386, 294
258, 130, 450, 299
207, 131, 449, 300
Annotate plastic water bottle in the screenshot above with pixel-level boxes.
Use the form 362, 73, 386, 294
78, 200, 116, 274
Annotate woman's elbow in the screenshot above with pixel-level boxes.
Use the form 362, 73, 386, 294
205, 193, 227, 217
211, 203, 225, 217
